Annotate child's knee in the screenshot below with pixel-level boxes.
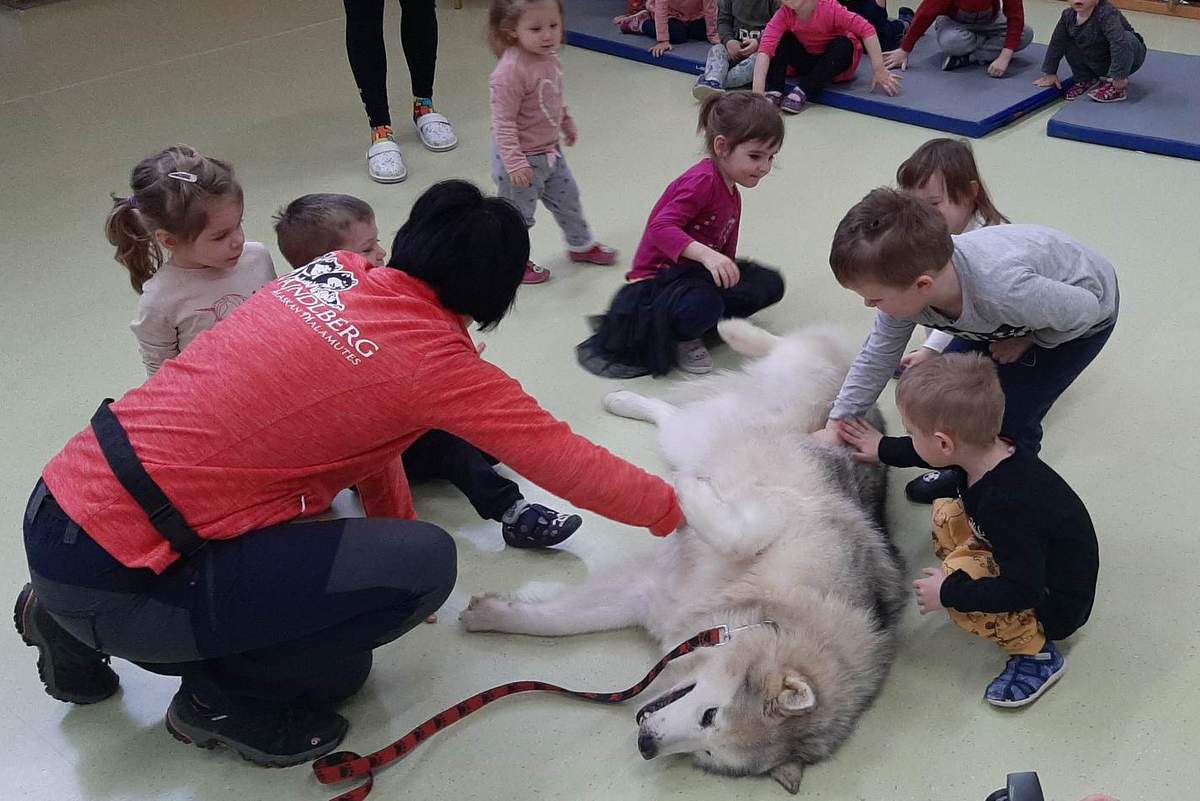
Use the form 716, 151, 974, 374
672, 289, 724, 337
936, 26, 975, 55
1017, 24, 1034, 50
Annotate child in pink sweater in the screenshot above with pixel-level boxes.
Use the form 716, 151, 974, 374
752, 0, 901, 113
489, 0, 616, 284
614, 0, 721, 57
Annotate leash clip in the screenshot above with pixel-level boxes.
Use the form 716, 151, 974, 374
715, 620, 777, 645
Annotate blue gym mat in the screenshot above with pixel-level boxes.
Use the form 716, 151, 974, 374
1046, 49, 1200, 161
564, 0, 1067, 137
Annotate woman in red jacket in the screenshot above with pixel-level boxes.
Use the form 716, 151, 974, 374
15, 181, 683, 768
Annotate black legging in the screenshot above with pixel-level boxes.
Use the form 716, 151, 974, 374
344, 0, 439, 128
765, 33, 855, 96
23, 481, 456, 706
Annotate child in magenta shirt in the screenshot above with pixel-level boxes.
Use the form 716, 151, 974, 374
576, 93, 786, 379
489, 0, 617, 284
752, 0, 901, 113
615, 0, 721, 58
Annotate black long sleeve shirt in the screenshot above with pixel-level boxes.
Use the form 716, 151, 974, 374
879, 436, 1099, 640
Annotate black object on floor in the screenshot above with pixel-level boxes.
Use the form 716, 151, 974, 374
985, 771, 1045, 801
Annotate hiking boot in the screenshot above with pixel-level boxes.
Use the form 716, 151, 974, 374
985, 642, 1065, 708
1064, 78, 1098, 101
1087, 79, 1127, 103
165, 689, 348, 767
676, 339, 713, 374
13, 583, 119, 704
502, 503, 583, 548
904, 468, 964, 504
942, 54, 972, 71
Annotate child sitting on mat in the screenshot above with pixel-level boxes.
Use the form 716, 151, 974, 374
883, 0, 1032, 77
839, 0, 915, 52
837, 353, 1099, 708
694, 0, 782, 98
274, 193, 586, 549
1035, 0, 1146, 104
614, 0, 721, 58
752, 0, 901, 114
576, 93, 785, 378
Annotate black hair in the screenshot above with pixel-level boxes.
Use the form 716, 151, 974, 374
387, 180, 529, 330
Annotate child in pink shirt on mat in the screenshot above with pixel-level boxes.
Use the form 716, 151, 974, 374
489, 0, 617, 284
751, 0, 901, 113
615, 0, 721, 58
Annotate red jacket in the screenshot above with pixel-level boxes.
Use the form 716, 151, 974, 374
42, 253, 682, 573
901, 0, 1026, 54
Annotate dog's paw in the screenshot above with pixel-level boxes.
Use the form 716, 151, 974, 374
460, 594, 515, 632
603, 390, 650, 421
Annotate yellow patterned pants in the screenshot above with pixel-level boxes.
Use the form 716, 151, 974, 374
932, 498, 1046, 656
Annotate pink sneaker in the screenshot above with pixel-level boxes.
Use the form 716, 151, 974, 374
1064, 78, 1098, 101
568, 243, 618, 266
1087, 80, 1127, 103
522, 261, 550, 284
613, 10, 649, 34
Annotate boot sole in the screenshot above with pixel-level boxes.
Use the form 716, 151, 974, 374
164, 704, 347, 768
13, 584, 118, 705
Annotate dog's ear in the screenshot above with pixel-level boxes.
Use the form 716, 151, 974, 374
775, 673, 816, 715
770, 760, 805, 794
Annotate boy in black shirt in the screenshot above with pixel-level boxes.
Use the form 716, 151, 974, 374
838, 352, 1099, 707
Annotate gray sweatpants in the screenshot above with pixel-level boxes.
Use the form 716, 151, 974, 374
702, 44, 757, 88
935, 10, 1033, 64
491, 147, 594, 251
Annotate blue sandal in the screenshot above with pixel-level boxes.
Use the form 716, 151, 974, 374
985, 642, 1065, 708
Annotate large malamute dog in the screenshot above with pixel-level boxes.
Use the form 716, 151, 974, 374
460, 321, 906, 793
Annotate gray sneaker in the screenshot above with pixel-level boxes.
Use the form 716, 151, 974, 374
676, 339, 713, 374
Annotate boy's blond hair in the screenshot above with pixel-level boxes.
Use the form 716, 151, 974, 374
273, 193, 375, 268
896, 352, 1004, 447
829, 187, 954, 288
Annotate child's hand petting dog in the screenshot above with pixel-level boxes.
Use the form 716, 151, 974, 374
913, 568, 946, 614
836, 417, 883, 465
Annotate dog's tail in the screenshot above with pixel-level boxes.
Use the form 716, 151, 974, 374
717, 318, 780, 358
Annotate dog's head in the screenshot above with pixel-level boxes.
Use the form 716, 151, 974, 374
635, 610, 891, 793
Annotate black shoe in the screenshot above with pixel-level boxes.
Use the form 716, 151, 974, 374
904, 469, 965, 504
13, 583, 119, 704
502, 503, 583, 548
942, 54, 972, 71
898, 6, 915, 25
165, 689, 348, 767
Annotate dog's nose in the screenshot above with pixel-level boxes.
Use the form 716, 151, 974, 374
637, 732, 659, 760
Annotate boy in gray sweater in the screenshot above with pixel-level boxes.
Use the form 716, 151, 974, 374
1035, 0, 1146, 104
694, 0, 782, 97
812, 188, 1118, 502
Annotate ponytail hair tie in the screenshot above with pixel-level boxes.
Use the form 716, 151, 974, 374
127, 195, 139, 209
167, 171, 198, 183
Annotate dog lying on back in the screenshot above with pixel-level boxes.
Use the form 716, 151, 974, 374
461, 320, 906, 793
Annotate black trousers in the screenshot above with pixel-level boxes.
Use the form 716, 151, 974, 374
344, 0, 439, 128
765, 33, 854, 96
402, 430, 522, 522
639, 16, 708, 44
23, 481, 456, 706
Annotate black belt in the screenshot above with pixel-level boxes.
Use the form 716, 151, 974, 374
90, 399, 206, 558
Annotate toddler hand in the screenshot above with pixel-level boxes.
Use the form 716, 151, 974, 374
913, 568, 946, 614
810, 421, 845, 449
872, 68, 902, 96
987, 52, 1012, 78
883, 49, 908, 71
739, 38, 758, 58
989, 334, 1034, 365
726, 39, 742, 59
899, 347, 936, 373
563, 129, 578, 146
1111, 77, 1129, 90
836, 417, 883, 465
510, 167, 534, 188
651, 41, 673, 57
1033, 73, 1062, 89
703, 253, 740, 288
425, 613, 438, 624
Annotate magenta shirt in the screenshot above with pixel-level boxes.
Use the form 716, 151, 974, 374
628, 158, 741, 282
760, 0, 876, 82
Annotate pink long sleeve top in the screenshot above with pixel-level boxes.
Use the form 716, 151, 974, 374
649, 0, 720, 43
489, 47, 578, 175
759, 0, 877, 82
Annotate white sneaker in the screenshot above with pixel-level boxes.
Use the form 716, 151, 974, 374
366, 138, 406, 183
676, 339, 713, 374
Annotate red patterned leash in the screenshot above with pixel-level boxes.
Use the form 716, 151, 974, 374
311, 625, 733, 801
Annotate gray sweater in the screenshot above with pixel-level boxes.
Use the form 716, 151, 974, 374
830, 224, 1120, 420
1041, 0, 1143, 80
717, 0, 782, 42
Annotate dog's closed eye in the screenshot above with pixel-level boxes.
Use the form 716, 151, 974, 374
700, 707, 718, 728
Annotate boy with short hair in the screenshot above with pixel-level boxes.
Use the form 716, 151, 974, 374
839, 353, 1099, 707
272, 193, 584, 548
814, 187, 1118, 502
